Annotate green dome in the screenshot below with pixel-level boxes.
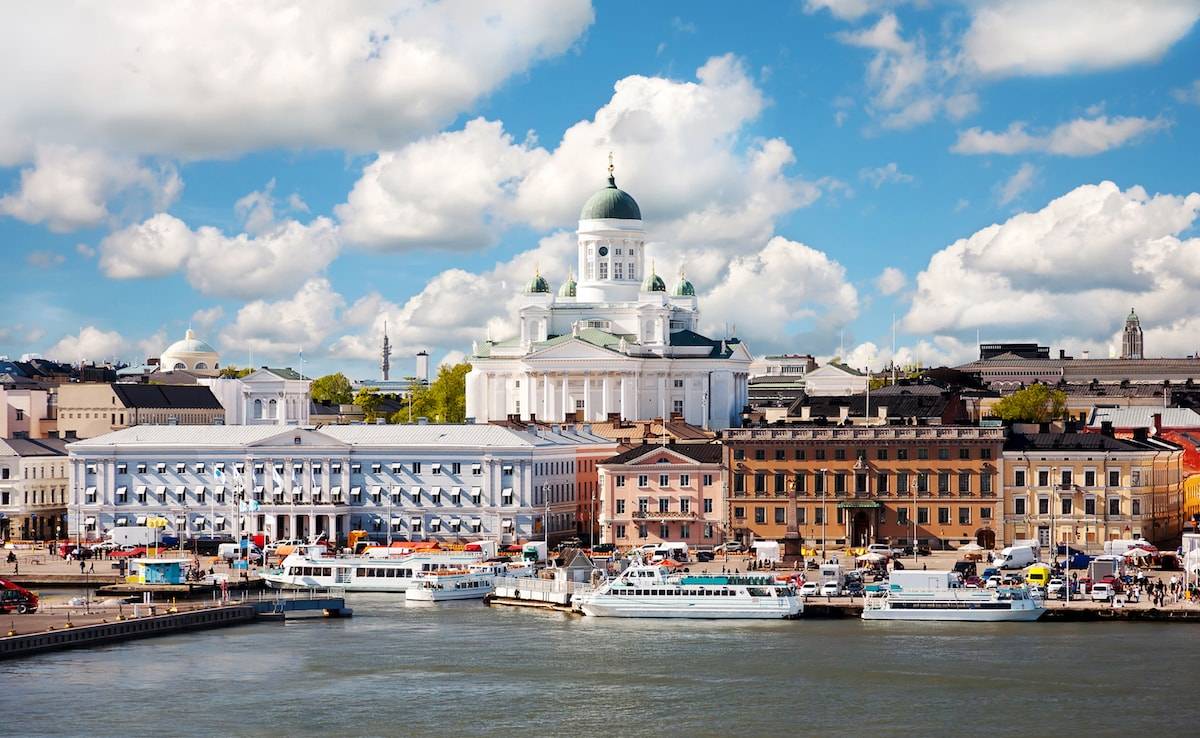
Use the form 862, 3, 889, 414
580, 175, 642, 221
642, 270, 666, 292
673, 272, 695, 297
558, 270, 577, 297
525, 270, 551, 294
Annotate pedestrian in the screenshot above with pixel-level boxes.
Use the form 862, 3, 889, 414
79, 559, 85, 574
13, 559, 18, 576
88, 561, 95, 573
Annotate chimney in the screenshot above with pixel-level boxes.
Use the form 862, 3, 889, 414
1100, 420, 1114, 437
800, 406, 811, 421
839, 406, 849, 423
1152, 412, 1162, 436
1133, 427, 1149, 442
1059, 349, 1066, 359
878, 405, 888, 419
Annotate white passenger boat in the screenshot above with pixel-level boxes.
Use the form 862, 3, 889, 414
262, 547, 483, 593
575, 560, 802, 619
407, 561, 536, 602
862, 570, 1045, 622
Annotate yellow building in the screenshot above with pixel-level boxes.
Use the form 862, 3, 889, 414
57, 383, 225, 439
1002, 431, 1183, 547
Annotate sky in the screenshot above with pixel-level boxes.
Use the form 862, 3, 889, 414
2, 0, 1200, 379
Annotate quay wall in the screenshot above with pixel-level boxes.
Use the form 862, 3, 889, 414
0, 605, 257, 660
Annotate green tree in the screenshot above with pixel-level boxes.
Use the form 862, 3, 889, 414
218, 366, 254, 378
992, 384, 1067, 423
396, 362, 470, 423
354, 387, 383, 421
311, 372, 354, 404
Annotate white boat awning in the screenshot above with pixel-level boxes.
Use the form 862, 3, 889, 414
430, 486, 441, 495
253, 486, 263, 494
351, 486, 362, 496
155, 485, 166, 495
471, 518, 481, 526
451, 486, 461, 496
429, 519, 442, 530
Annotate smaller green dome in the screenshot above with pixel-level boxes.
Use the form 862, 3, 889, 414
558, 270, 577, 297
673, 269, 695, 297
642, 262, 666, 292
525, 268, 551, 294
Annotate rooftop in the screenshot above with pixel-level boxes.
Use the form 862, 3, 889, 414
0, 437, 68, 457
601, 442, 723, 466
1004, 432, 1178, 452
112, 384, 223, 409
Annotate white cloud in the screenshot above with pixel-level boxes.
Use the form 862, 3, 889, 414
75, 243, 96, 258
904, 181, 1200, 346
963, 0, 1200, 77
842, 336, 977, 372
804, 0, 887, 21
98, 212, 340, 299
875, 266, 907, 295
859, 162, 913, 188
44, 326, 127, 363
1173, 80, 1200, 105
338, 55, 828, 254
997, 163, 1037, 206
0, 2, 594, 163
336, 118, 545, 250
220, 278, 346, 358
25, 250, 66, 269
135, 329, 168, 363
0, 145, 180, 232
190, 306, 225, 333
953, 116, 1169, 156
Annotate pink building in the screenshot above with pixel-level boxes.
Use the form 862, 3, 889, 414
0, 387, 56, 439
597, 443, 725, 549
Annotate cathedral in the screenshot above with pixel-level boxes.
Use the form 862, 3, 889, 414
465, 162, 752, 429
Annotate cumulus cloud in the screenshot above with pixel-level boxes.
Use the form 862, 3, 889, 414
220, 278, 347, 358
25, 250, 66, 269
98, 212, 340, 299
337, 55, 830, 254
804, 0, 887, 21
842, 335, 977, 372
996, 163, 1037, 206
0, 145, 181, 232
859, 162, 913, 188
953, 116, 1169, 156
875, 266, 907, 295
962, 0, 1200, 77
190, 306, 225, 333
0, 1, 594, 163
904, 181, 1200, 347
44, 326, 127, 363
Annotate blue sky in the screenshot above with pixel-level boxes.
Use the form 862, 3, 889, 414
2, 1, 1199, 378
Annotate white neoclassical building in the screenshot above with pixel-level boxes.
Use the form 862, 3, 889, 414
159, 328, 220, 376
67, 424, 616, 545
466, 165, 752, 430
200, 368, 312, 426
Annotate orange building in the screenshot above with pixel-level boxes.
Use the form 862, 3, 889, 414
721, 426, 1005, 554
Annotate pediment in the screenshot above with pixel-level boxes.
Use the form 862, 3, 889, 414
526, 338, 623, 361
246, 427, 350, 450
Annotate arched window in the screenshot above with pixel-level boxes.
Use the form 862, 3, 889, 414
195, 362, 208, 370
268, 399, 278, 418
173, 362, 186, 370
253, 399, 263, 419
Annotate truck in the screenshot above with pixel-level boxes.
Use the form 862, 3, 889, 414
819, 563, 845, 590
107, 526, 178, 548
0, 578, 38, 614
522, 541, 548, 563
887, 570, 958, 592
1087, 555, 1122, 584
1103, 539, 1145, 556
996, 545, 1037, 570
652, 542, 690, 563
1012, 538, 1041, 558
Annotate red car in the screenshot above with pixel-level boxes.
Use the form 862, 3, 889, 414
0, 578, 38, 614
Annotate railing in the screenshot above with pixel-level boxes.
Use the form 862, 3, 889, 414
493, 576, 593, 595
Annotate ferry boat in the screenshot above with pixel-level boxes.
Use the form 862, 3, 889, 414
262, 547, 483, 593
407, 561, 536, 602
575, 560, 802, 619
862, 570, 1045, 622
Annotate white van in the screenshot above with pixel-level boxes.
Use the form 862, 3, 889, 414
652, 542, 690, 562
996, 545, 1036, 570
218, 542, 261, 563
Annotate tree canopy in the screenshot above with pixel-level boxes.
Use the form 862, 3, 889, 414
218, 366, 254, 378
393, 362, 470, 423
353, 387, 384, 421
312, 372, 354, 405
991, 384, 1067, 423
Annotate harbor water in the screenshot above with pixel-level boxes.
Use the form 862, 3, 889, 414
3, 594, 1198, 737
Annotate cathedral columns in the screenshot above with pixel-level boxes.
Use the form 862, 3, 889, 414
560, 374, 569, 422
602, 375, 612, 420
658, 375, 667, 420
542, 372, 551, 422
583, 374, 592, 422
619, 375, 629, 421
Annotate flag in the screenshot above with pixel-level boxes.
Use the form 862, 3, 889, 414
213, 466, 227, 485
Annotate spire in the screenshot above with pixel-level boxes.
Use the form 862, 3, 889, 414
380, 318, 392, 381
607, 150, 615, 186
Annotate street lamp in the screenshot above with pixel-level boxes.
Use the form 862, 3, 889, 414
819, 468, 829, 561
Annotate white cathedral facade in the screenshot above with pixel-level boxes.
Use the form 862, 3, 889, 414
465, 165, 751, 430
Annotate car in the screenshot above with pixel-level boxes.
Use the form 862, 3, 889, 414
963, 575, 983, 588
866, 543, 891, 557
844, 581, 865, 596
984, 576, 1002, 589
265, 538, 305, 553
590, 543, 616, 554
696, 551, 715, 562
89, 541, 120, 552
1028, 584, 1045, 598
820, 582, 841, 597
799, 581, 820, 597
714, 542, 745, 554
916, 544, 932, 556
1091, 582, 1115, 602
1047, 578, 1065, 596
981, 567, 999, 581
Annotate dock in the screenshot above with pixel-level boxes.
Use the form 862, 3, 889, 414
487, 576, 588, 614
0, 591, 351, 660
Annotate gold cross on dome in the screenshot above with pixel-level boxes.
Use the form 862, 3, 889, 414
608, 151, 614, 175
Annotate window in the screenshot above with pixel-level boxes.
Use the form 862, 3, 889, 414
1108, 470, 1120, 487
1061, 470, 1073, 487
412, 462, 423, 474
431, 463, 442, 475
917, 448, 928, 460
754, 507, 766, 524
703, 498, 713, 514
796, 507, 806, 524
1108, 498, 1121, 516
813, 474, 825, 494
659, 474, 669, 487
501, 488, 513, 505
1038, 497, 1049, 515
938, 472, 950, 494
176, 463, 186, 473
937, 507, 950, 524
814, 508, 824, 524
958, 507, 970, 525
897, 507, 909, 524
615, 475, 626, 488
1083, 470, 1096, 487
680, 474, 690, 487
1085, 498, 1096, 515
733, 506, 745, 519
917, 507, 929, 524
754, 473, 766, 493
615, 524, 626, 539
116, 463, 127, 474
981, 507, 992, 520
678, 497, 690, 513
896, 473, 908, 494
733, 448, 745, 460
876, 449, 888, 461
981, 474, 992, 494
755, 449, 766, 461
1132, 499, 1142, 516
938, 448, 950, 460
855, 473, 867, 493
703, 524, 713, 539
1015, 497, 1027, 515
733, 474, 744, 493
137, 463, 147, 474
702, 474, 713, 486
774, 449, 786, 461
638, 475, 649, 487
896, 448, 908, 461
471, 487, 481, 504
194, 463, 205, 474
1037, 470, 1049, 487
1061, 498, 1072, 515
1014, 469, 1026, 487
673, 379, 684, 389
834, 449, 846, 461
156, 463, 166, 473
958, 472, 970, 493
658, 498, 669, 514
958, 448, 970, 460
877, 473, 888, 493
776, 473, 786, 493
916, 473, 928, 494
795, 473, 806, 493
834, 473, 846, 493
774, 508, 786, 524
815, 449, 826, 460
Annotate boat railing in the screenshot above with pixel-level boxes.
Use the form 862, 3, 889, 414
494, 576, 592, 595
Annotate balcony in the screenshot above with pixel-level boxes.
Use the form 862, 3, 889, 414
632, 510, 699, 522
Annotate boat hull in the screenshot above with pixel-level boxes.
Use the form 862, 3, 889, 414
862, 605, 1045, 622
407, 588, 491, 602
579, 599, 801, 619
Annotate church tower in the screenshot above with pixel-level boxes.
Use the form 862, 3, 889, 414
1121, 308, 1144, 360
575, 154, 646, 303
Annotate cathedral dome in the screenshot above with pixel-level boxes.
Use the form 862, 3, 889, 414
558, 270, 577, 297
580, 174, 642, 221
525, 269, 551, 294
642, 266, 666, 292
160, 328, 219, 374
673, 269, 695, 297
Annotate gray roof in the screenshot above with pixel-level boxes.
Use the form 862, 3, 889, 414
112, 384, 222, 409
1088, 407, 1200, 429
0, 437, 68, 457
